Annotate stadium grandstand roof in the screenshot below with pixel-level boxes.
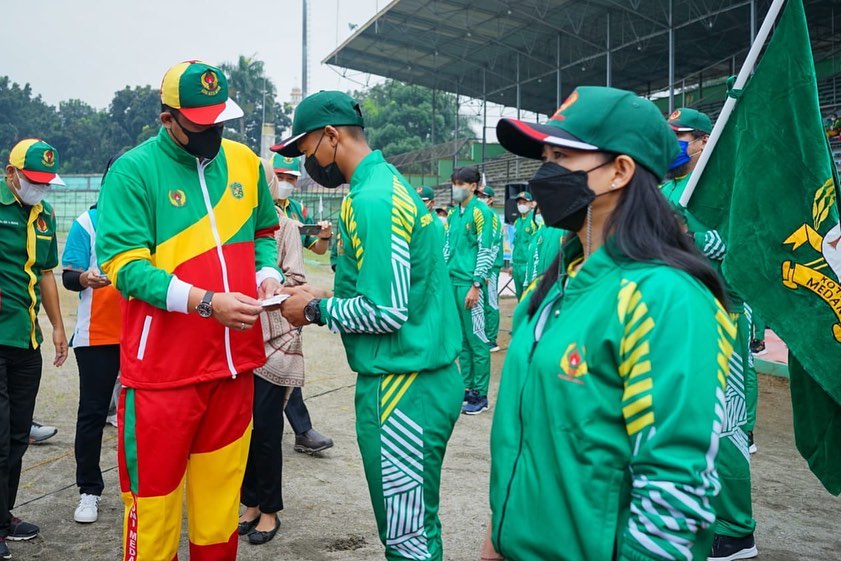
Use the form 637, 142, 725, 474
324, 0, 841, 115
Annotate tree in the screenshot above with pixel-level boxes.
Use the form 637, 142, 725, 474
52, 99, 110, 173
219, 55, 292, 153
0, 77, 60, 165
352, 80, 472, 158
107, 85, 161, 152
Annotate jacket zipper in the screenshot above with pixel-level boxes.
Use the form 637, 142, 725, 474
196, 159, 238, 378
495, 281, 566, 554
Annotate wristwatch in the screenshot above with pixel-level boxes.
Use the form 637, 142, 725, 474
196, 291, 214, 318
472, 281, 482, 289
304, 298, 322, 325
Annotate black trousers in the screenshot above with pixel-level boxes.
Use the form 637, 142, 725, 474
74, 345, 120, 496
241, 376, 285, 513
0, 345, 42, 535
284, 386, 312, 435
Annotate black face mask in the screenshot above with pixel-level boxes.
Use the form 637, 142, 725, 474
527, 161, 609, 231
171, 112, 224, 160
305, 131, 346, 188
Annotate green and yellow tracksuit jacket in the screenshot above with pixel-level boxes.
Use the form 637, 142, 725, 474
443, 197, 495, 284
524, 225, 566, 292
277, 197, 318, 250
318, 150, 459, 375
491, 211, 504, 271
512, 210, 537, 268
97, 127, 281, 389
0, 180, 58, 349
490, 238, 735, 561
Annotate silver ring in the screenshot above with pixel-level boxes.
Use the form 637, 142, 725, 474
240, 322, 245, 330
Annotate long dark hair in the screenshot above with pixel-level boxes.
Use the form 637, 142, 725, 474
527, 162, 727, 316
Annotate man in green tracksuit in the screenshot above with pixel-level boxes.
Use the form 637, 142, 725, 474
444, 169, 494, 415
476, 185, 503, 351
523, 221, 566, 292
276, 91, 462, 561
663, 107, 758, 561
418, 186, 446, 242
511, 191, 537, 300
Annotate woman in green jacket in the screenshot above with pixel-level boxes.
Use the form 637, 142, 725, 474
481, 86, 735, 561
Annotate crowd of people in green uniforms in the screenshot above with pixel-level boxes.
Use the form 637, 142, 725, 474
1, 57, 774, 561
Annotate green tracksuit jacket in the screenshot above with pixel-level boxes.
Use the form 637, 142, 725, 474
318, 150, 459, 374
523, 224, 566, 291
490, 239, 735, 561
443, 196, 495, 284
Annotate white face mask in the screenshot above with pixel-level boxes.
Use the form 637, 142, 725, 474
476, 197, 488, 206
276, 181, 295, 200
438, 215, 447, 225
15, 171, 51, 206
517, 203, 531, 215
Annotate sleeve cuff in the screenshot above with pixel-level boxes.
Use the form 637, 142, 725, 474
166, 276, 193, 314
256, 267, 284, 288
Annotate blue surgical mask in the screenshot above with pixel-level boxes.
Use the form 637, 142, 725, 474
668, 140, 691, 171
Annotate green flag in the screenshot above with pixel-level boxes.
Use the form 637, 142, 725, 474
687, 0, 841, 494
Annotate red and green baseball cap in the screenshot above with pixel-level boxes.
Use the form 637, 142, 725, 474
160, 61, 243, 125
497, 86, 679, 180
272, 90, 365, 157
667, 107, 713, 134
8, 139, 64, 185
271, 154, 301, 177
515, 191, 533, 202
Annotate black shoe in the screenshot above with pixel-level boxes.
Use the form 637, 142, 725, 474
748, 431, 757, 454
7, 517, 38, 541
709, 533, 758, 561
247, 515, 280, 545
237, 517, 259, 536
294, 429, 334, 454
0, 537, 10, 560
749, 339, 767, 355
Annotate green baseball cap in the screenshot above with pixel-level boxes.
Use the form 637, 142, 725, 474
160, 60, 243, 125
272, 91, 365, 157
8, 138, 64, 185
418, 186, 435, 201
497, 86, 679, 180
480, 185, 495, 198
515, 191, 533, 202
272, 154, 301, 177
667, 107, 713, 134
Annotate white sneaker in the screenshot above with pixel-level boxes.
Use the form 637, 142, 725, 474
74, 494, 100, 523
106, 414, 118, 428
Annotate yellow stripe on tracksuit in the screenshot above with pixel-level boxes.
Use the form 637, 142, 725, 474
380, 373, 418, 424
24, 205, 41, 349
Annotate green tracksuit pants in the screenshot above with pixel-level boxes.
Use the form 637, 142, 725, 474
714, 310, 757, 538
484, 267, 501, 344
453, 282, 491, 396
355, 365, 463, 561
512, 263, 526, 301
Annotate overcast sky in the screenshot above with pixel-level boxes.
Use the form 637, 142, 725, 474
2, 0, 384, 109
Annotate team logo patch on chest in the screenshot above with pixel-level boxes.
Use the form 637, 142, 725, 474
229, 182, 244, 199
558, 342, 588, 384
35, 216, 49, 233
168, 189, 187, 207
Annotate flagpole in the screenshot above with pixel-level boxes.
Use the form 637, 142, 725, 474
678, 0, 788, 208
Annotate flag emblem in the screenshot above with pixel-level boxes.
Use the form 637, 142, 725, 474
781, 178, 841, 343
168, 189, 187, 207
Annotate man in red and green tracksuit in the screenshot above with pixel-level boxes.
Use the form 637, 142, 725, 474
476, 185, 503, 351
511, 191, 537, 300
276, 91, 463, 561
444, 182, 495, 415
96, 61, 283, 561
663, 108, 758, 560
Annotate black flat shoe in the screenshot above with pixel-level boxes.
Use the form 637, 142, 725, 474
248, 515, 281, 545
237, 517, 259, 536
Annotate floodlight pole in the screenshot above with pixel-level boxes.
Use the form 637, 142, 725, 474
556, 34, 562, 108
668, 0, 675, 113
679, 0, 789, 207
606, 12, 612, 87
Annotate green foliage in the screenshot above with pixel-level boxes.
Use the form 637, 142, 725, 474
352, 80, 473, 157
0, 55, 292, 173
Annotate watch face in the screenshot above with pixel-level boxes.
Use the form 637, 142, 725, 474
197, 302, 212, 318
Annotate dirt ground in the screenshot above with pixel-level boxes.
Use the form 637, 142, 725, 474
11, 254, 841, 560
